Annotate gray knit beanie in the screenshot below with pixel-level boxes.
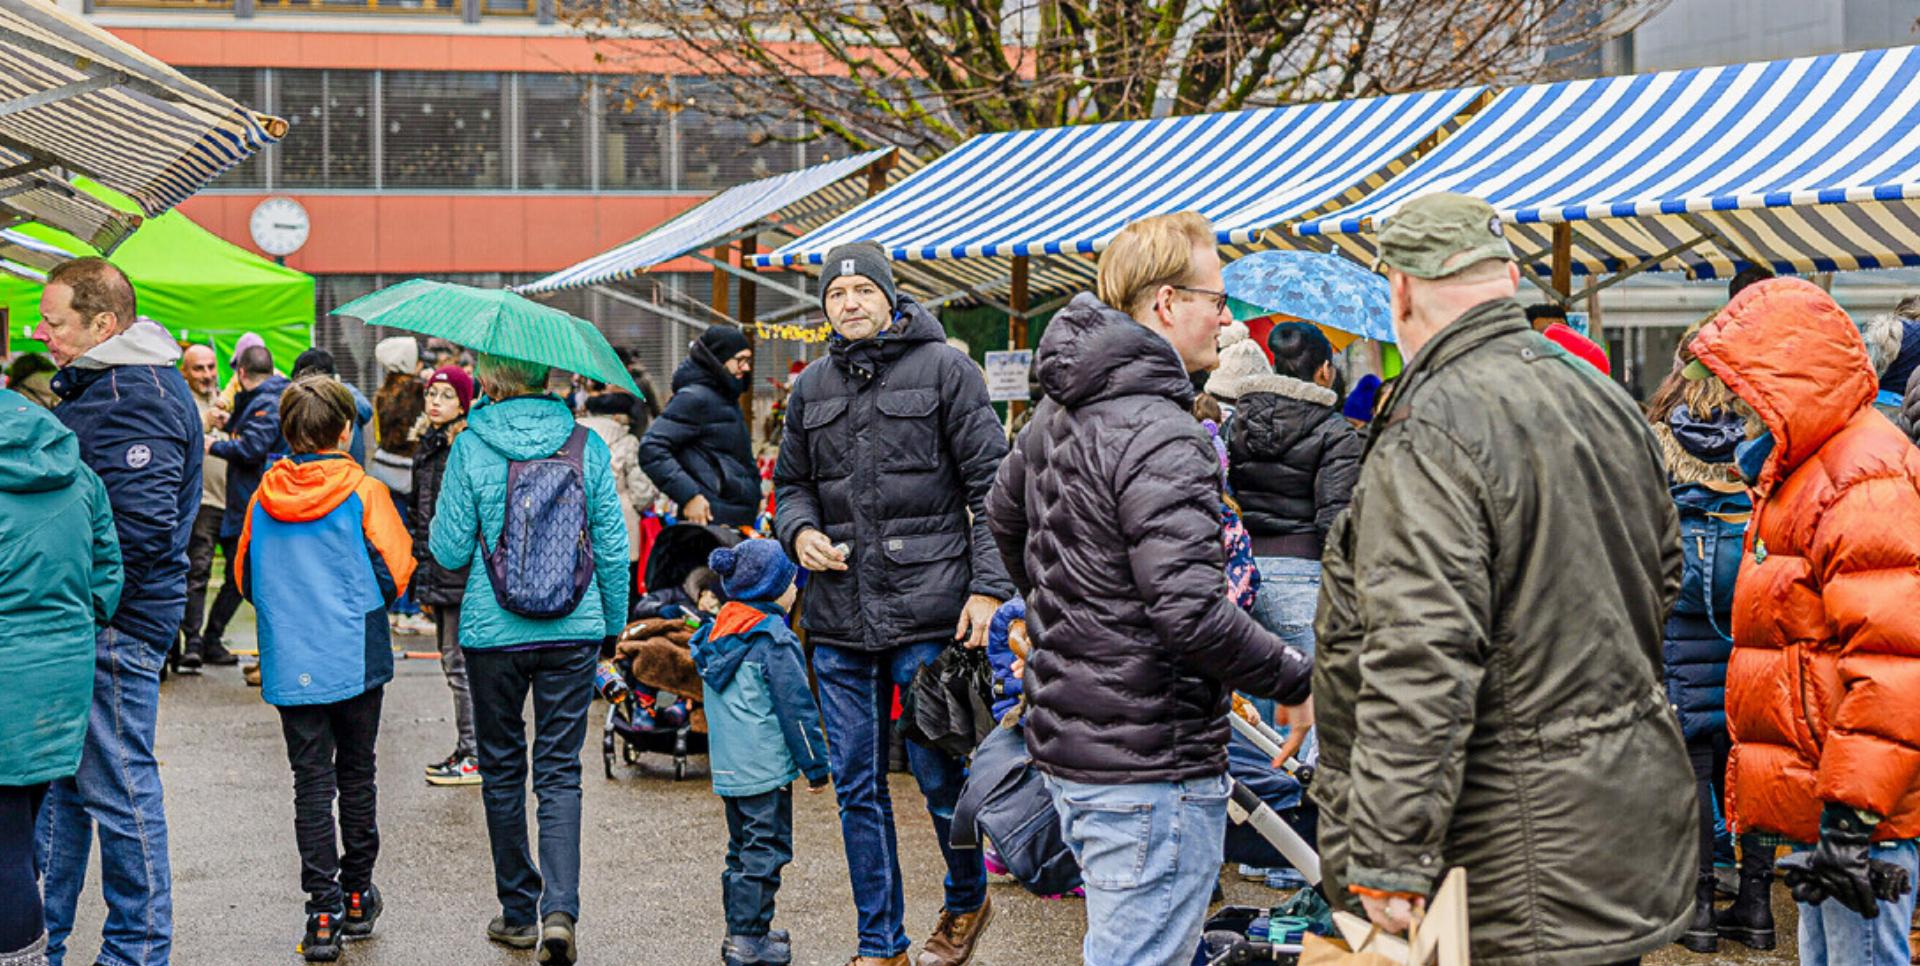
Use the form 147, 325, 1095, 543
819, 241, 898, 313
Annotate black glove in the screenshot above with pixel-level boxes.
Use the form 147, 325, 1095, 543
1800, 804, 1881, 918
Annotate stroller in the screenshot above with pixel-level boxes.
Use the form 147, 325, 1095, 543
599, 524, 743, 781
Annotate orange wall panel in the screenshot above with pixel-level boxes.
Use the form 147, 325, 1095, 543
175, 193, 706, 277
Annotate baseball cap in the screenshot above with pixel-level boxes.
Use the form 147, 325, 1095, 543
1682, 359, 1713, 380
1373, 193, 1515, 279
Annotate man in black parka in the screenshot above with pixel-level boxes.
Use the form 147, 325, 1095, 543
640, 325, 761, 526
774, 241, 1015, 966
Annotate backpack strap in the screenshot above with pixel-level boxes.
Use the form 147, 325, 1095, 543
557, 425, 590, 468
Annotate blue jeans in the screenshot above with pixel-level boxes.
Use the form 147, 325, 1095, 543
722, 788, 794, 936
1247, 556, 1320, 758
811, 642, 986, 958
1045, 773, 1231, 966
1796, 839, 1919, 966
38, 628, 172, 966
464, 643, 595, 925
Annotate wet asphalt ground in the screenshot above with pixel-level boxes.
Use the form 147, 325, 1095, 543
53, 598, 1803, 965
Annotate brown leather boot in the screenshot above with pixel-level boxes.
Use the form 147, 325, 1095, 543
917, 895, 993, 966
845, 956, 909, 966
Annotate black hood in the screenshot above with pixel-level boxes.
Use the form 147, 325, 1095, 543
1036, 293, 1194, 409
675, 339, 747, 398
1668, 403, 1745, 465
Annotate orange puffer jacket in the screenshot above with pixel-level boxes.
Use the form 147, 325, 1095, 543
1692, 277, 1920, 844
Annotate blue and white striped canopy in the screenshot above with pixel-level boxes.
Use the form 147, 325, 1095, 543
0, 0, 285, 253
516, 148, 898, 296
1298, 45, 1920, 282
755, 88, 1485, 279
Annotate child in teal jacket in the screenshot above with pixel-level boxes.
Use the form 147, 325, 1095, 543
691, 539, 828, 966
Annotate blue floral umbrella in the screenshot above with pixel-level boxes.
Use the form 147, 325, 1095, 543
1222, 250, 1393, 343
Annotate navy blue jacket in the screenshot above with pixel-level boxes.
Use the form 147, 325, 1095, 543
639, 347, 761, 527
50, 322, 204, 647
346, 381, 373, 467
210, 373, 291, 538
1658, 405, 1749, 742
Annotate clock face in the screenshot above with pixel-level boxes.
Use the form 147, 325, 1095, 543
249, 197, 310, 257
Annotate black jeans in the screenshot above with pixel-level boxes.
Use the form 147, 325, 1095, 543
1686, 731, 1731, 879
180, 505, 222, 650
276, 687, 384, 915
465, 643, 595, 925
199, 535, 245, 648
722, 787, 794, 937
0, 783, 48, 952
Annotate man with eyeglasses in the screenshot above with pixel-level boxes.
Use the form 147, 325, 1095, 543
774, 241, 1016, 966
986, 212, 1313, 966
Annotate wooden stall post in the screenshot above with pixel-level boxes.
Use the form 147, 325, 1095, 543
738, 237, 759, 435
1008, 254, 1031, 425
710, 245, 731, 319
1550, 223, 1573, 303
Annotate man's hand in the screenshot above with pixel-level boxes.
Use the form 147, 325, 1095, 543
683, 494, 713, 525
794, 529, 848, 572
955, 594, 1000, 649
204, 407, 227, 432
1358, 890, 1425, 935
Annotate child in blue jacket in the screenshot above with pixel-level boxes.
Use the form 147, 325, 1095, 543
236, 377, 416, 962
690, 539, 829, 966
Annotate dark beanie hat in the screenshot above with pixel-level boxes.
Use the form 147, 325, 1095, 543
707, 539, 798, 603
698, 325, 752, 362
819, 241, 898, 312
424, 365, 474, 414
585, 391, 636, 419
1342, 374, 1382, 423
292, 348, 337, 378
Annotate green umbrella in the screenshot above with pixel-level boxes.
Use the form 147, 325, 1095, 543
334, 279, 641, 397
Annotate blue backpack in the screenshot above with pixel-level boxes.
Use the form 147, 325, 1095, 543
483, 426, 597, 619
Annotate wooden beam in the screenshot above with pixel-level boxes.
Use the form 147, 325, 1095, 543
1009, 254, 1031, 424
865, 147, 898, 199
710, 245, 731, 319
1550, 223, 1573, 303
738, 236, 759, 439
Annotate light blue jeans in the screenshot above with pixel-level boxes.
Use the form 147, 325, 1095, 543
38, 627, 172, 966
1045, 773, 1230, 966
1796, 839, 1919, 966
1248, 556, 1320, 759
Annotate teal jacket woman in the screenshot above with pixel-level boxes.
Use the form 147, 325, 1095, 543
428, 394, 630, 648
0, 388, 123, 786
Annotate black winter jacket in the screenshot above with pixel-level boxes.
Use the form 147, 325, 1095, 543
408, 421, 469, 607
639, 345, 761, 527
50, 321, 204, 647
210, 373, 290, 539
774, 296, 1017, 652
986, 294, 1311, 784
1226, 374, 1361, 551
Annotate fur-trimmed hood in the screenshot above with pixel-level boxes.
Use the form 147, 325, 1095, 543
1652, 419, 1743, 488
1233, 372, 1338, 409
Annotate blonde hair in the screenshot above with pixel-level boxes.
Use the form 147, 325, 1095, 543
474, 352, 550, 401
1097, 212, 1216, 316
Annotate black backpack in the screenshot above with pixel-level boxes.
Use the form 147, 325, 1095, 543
951, 721, 1082, 897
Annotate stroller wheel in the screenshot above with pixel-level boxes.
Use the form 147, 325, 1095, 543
622, 742, 637, 765
674, 757, 687, 781
602, 749, 614, 780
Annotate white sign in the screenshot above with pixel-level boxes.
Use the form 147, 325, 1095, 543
983, 350, 1032, 402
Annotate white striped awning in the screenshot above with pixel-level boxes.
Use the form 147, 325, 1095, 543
1297, 45, 1920, 286
515, 148, 904, 296
752, 87, 1486, 302
0, 0, 285, 253
0, 225, 70, 281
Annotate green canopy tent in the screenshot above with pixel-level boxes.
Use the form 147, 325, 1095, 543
1, 179, 313, 381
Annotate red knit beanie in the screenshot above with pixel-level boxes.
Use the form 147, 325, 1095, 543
425, 365, 474, 414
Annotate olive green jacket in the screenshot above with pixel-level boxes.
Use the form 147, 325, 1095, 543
1311, 298, 1695, 966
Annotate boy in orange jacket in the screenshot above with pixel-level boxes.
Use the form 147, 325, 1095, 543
236, 376, 415, 962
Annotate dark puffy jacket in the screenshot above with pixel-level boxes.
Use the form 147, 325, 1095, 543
774, 296, 1016, 652
210, 373, 291, 538
1654, 405, 1748, 742
639, 345, 760, 526
985, 294, 1311, 785
1226, 373, 1362, 550
407, 420, 469, 606
1310, 298, 1693, 965
50, 320, 204, 647
1901, 364, 1920, 444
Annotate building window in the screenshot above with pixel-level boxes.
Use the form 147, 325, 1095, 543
599, 77, 671, 190
519, 74, 591, 190
183, 67, 268, 189
674, 78, 801, 191
277, 70, 375, 189
382, 71, 508, 188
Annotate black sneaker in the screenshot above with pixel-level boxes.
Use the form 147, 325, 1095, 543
301, 911, 343, 962
539, 911, 576, 965
342, 884, 382, 939
172, 640, 202, 675
200, 639, 240, 666
488, 915, 537, 950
